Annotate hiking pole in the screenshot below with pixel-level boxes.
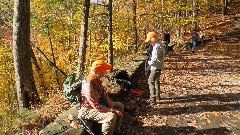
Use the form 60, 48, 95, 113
68, 114, 95, 135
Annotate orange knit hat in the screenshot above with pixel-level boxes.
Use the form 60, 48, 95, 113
145, 32, 157, 42
91, 60, 112, 73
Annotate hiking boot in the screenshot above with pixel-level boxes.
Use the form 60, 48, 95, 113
146, 98, 156, 105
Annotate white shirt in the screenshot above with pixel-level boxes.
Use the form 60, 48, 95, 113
148, 41, 165, 70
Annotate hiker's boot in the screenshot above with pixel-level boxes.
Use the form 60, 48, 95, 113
157, 97, 161, 102
151, 97, 157, 105
146, 98, 156, 105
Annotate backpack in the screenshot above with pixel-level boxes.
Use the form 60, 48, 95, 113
111, 70, 131, 84
63, 74, 83, 104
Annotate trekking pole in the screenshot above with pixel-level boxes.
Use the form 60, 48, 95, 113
68, 114, 95, 135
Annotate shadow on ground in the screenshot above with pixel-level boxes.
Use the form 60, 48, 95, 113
161, 93, 240, 104
153, 126, 231, 135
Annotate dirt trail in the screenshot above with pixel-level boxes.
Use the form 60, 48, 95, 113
121, 18, 240, 135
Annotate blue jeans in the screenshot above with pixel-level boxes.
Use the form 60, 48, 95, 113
192, 41, 197, 51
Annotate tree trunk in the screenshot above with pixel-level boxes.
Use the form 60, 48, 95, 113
30, 47, 48, 96
175, 11, 181, 38
108, 0, 113, 70
160, 0, 164, 36
192, 0, 197, 30
222, 0, 227, 15
77, 0, 90, 75
132, 0, 138, 53
176, 26, 181, 38
47, 23, 60, 86
13, 0, 41, 110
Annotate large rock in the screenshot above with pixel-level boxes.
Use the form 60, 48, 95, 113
39, 54, 146, 135
39, 104, 94, 135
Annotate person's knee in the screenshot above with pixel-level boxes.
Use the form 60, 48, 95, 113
101, 113, 117, 135
114, 102, 124, 112
108, 112, 117, 123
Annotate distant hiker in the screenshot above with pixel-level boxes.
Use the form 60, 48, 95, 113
199, 31, 204, 45
163, 30, 170, 51
145, 32, 166, 105
78, 60, 124, 135
191, 29, 198, 53
145, 42, 153, 75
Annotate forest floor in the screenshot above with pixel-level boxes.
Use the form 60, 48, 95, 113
121, 15, 240, 135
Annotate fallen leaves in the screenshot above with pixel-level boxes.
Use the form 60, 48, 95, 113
189, 120, 198, 126
121, 13, 240, 135
233, 114, 240, 119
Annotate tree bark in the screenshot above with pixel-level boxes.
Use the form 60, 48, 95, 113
47, 23, 60, 86
160, 0, 164, 36
222, 0, 227, 15
30, 47, 48, 96
132, 0, 138, 53
77, 0, 90, 75
108, 0, 113, 71
175, 11, 181, 38
13, 0, 41, 109
192, 0, 197, 30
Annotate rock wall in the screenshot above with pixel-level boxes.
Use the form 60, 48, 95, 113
39, 55, 147, 135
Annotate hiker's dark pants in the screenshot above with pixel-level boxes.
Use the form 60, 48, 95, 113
192, 41, 197, 51
165, 42, 169, 51
148, 69, 161, 102
200, 38, 204, 45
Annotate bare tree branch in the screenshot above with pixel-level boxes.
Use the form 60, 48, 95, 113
30, 41, 67, 78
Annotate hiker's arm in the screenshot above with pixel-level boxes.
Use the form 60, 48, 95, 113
104, 90, 114, 108
82, 83, 113, 113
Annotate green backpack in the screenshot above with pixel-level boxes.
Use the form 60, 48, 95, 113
63, 74, 83, 104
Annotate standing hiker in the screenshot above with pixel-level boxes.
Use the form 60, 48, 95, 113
199, 31, 204, 45
145, 32, 166, 105
78, 60, 124, 135
191, 29, 198, 53
163, 30, 170, 51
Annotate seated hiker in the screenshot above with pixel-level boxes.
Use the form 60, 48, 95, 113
78, 60, 124, 135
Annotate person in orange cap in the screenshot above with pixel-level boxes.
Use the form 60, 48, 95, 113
78, 60, 124, 135
145, 32, 166, 105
